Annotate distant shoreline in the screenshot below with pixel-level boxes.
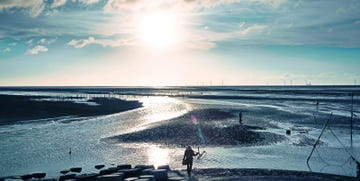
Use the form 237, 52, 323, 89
0, 94, 142, 125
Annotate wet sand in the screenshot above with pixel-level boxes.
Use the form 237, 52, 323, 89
0, 94, 142, 125
109, 108, 286, 146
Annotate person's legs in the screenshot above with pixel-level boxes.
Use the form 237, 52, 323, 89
186, 163, 191, 176
188, 161, 193, 176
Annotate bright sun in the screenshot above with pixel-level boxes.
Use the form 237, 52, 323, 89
137, 12, 180, 49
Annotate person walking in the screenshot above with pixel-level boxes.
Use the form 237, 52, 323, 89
183, 145, 199, 176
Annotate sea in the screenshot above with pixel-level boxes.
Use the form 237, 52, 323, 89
0, 86, 359, 178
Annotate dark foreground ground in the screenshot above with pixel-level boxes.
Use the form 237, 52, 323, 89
186, 168, 357, 181
0, 94, 142, 125
2, 166, 356, 181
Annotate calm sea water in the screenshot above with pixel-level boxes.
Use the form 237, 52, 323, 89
0, 86, 359, 177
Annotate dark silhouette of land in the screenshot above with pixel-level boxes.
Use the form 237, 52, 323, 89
0, 94, 142, 125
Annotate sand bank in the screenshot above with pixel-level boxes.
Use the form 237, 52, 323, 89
0, 94, 142, 125
108, 108, 286, 146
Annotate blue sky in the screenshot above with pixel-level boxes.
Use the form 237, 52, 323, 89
0, 0, 359, 86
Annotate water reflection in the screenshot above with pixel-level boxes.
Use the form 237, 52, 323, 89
140, 96, 190, 125
147, 145, 169, 169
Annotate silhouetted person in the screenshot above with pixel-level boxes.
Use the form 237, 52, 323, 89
316, 101, 319, 112
69, 148, 71, 155
183, 145, 199, 176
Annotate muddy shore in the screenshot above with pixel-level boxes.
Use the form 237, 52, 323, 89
0, 94, 142, 125
108, 108, 287, 146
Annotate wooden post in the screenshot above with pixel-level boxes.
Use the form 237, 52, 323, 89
351, 93, 354, 149
356, 160, 360, 179
239, 112, 242, 124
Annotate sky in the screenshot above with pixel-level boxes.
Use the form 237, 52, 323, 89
0, 0, 360, 86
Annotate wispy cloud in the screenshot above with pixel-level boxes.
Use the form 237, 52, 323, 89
8, 42, 17, 46
51, 0, 67, 9
38, 38, 57, 45
0, 0, 45, 17
0, 0, 100, 18
103, 0, 287, 12
66, 23, 265, 50
76, 0, 100, 5
94, 38, 135, 47
67, 37, 95, 48
26, 45, 48, 55
26, 39, 34, 46
39, 38, 47, 44
182, 24, 267, 49
51, 0, 100, 9
2, 47, 11, 53
1, 0, 360, 50
67, 36, 135, 48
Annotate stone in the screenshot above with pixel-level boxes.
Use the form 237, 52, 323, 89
70, 167, 82, 173
99, 167, 118, 175
149, 169, 168, 181
32, 172, 46, 179
123, 177, 138, 181
118, 168, 141, 178
157, 165, 170, 171
97, 173, 124, 181
59, 174, 76, 181
139, 175, 155, 181
117, 164, 132, 170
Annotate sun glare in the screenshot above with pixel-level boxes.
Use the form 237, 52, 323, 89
147, 145, 169, 168
137, 12, 180, 49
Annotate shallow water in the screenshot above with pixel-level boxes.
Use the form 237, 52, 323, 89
0, 86, 359, 177
0, 96, 190, 177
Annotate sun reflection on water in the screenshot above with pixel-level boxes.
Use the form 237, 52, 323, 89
139, 96, 191, 125
147, 145, 169, 169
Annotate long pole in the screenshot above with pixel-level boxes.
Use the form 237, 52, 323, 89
350, 93, 354, 149
307, 113, 332, 171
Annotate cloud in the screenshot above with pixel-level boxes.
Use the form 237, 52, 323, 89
94, 38, 135, 47
67, 36, 135, 48
1, 0, 359, 50
75, 0, 100, 5
2, 47, 11, 53
183, 39, 216, 50
51, 0, 67, 9
26, 39, 34, 45
39, 38, 47, 44
194, 0, 288, 9
0, 0, 100, 17
0, 0, 45, 17
67, 37, 95, 48
38, 38, 57, 45
260, 0, 287, 8
26, 45, 48, 55
8, 42, 17, 46
235, 24, 266, 36
103, 0, 287, 12
51, 0, 100, 9
182, 24, 267, 50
